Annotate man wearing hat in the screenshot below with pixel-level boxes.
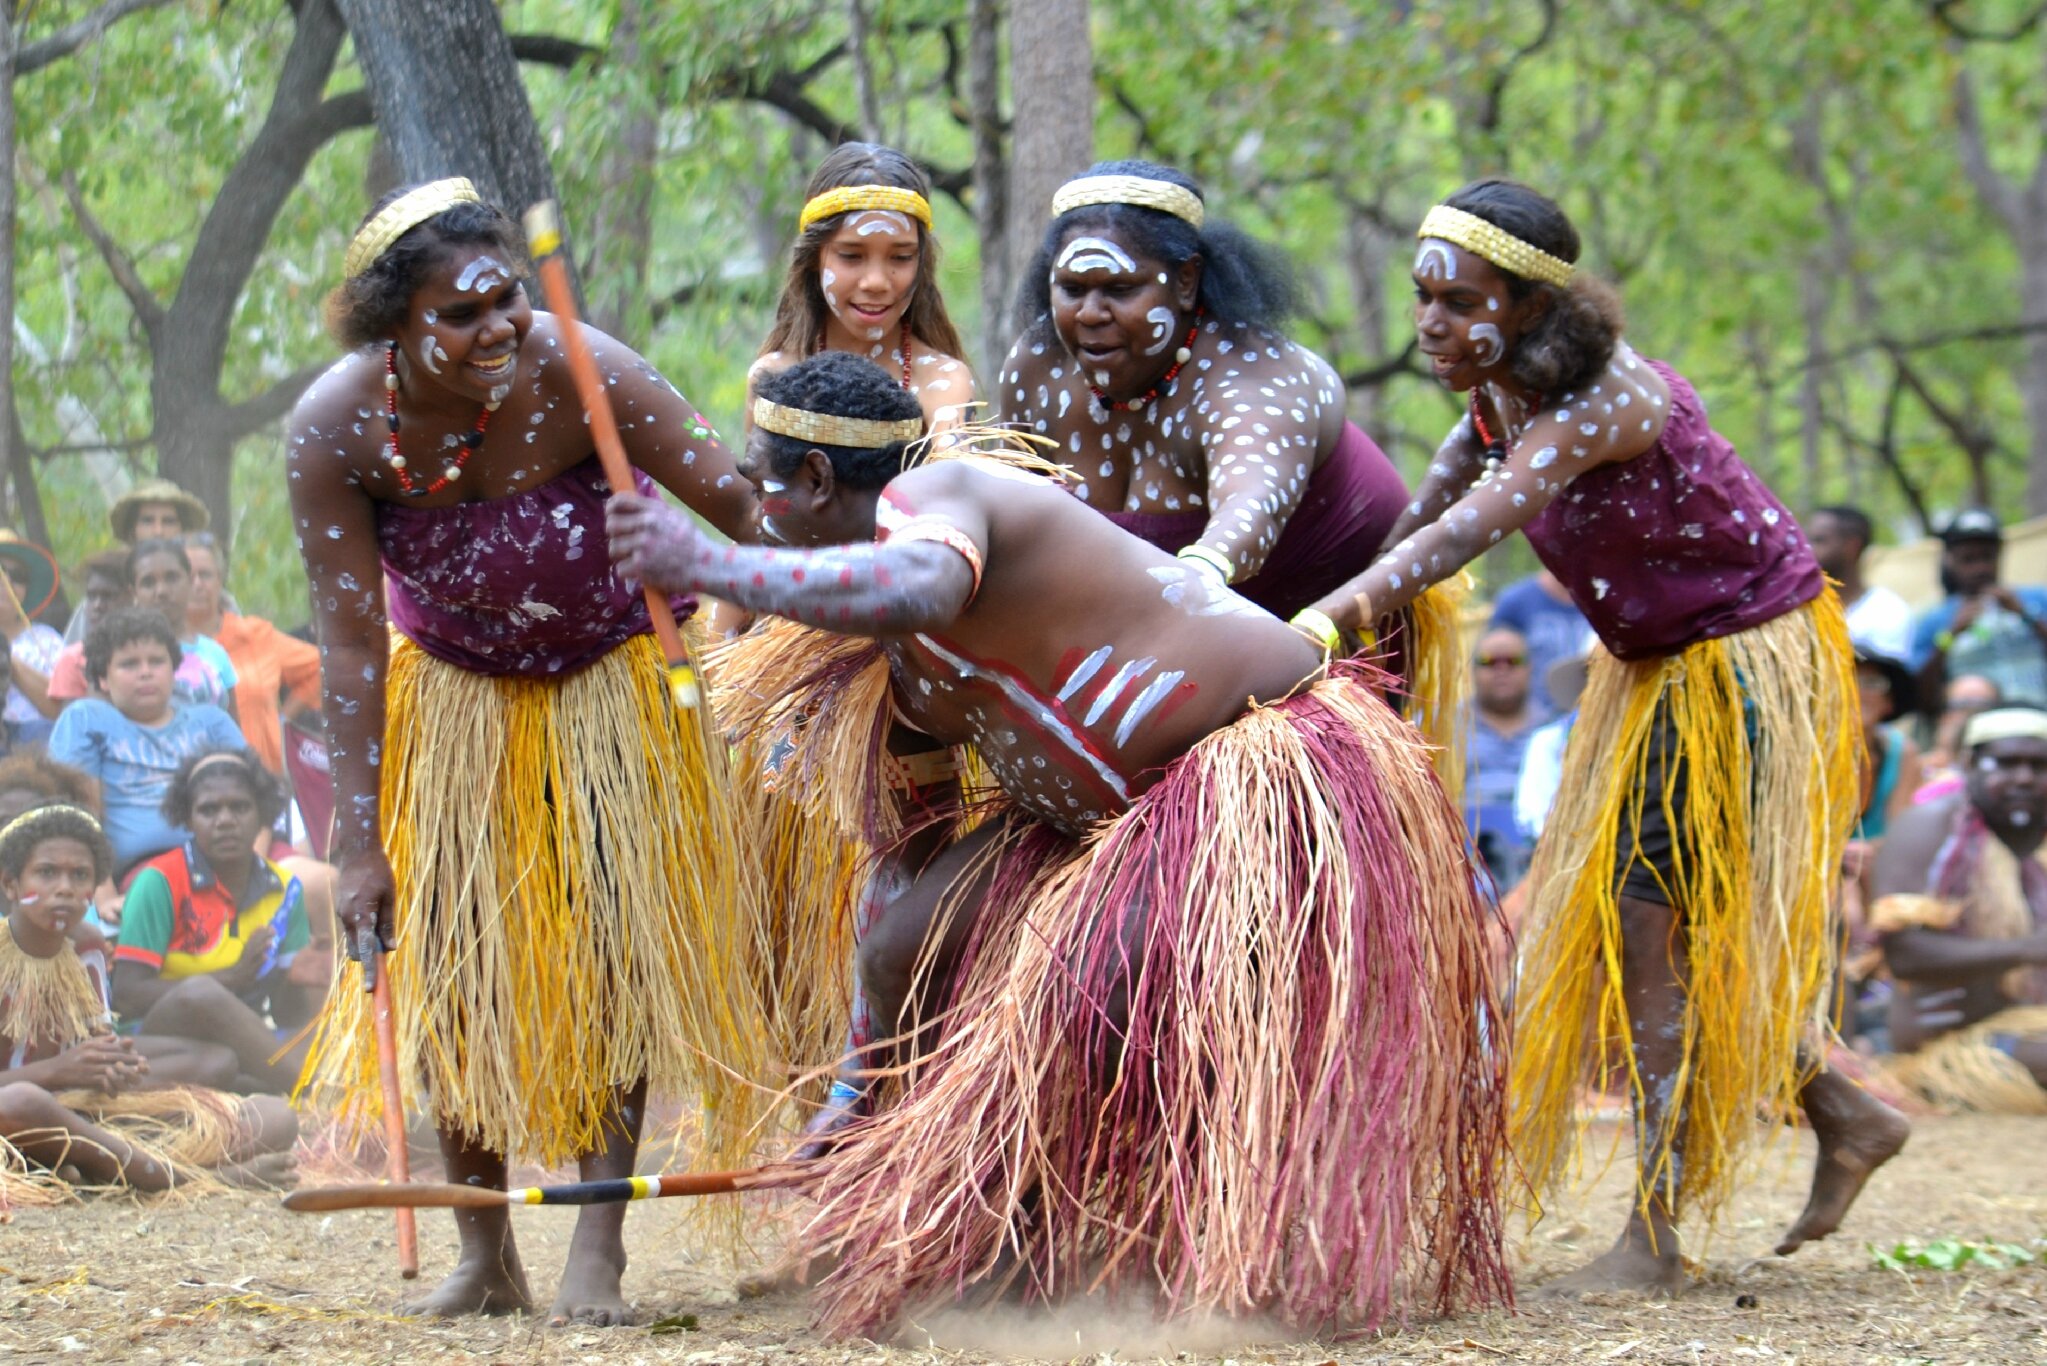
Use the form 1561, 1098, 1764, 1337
63, 478, 211, 645
1910, 508, 2047, 709
0, 529, 64, 744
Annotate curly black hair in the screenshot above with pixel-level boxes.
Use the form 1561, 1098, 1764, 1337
1015, 160, 1301, 335
161, 747, 285, 829
1437, 178, 1625, 395
127, 536, 190, 581
754, 350, 924, 493
83, 605, 183, 690
324, 191, 527, 349
0, 802, 113, 882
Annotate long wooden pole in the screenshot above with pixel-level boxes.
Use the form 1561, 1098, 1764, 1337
359, 929, 418, 1278
520, 199, 698, 708
282, 1165, 795, 1213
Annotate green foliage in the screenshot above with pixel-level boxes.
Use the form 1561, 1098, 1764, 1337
10, 0, 2047, 615
1871, 1238, 2041, 1273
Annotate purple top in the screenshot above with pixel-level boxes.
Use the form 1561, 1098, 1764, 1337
1105, 420, 1407, 617
378, 456, 688, 677
1524, 360, 1820, 661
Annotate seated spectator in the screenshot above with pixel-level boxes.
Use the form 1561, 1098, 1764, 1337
0, 751, 121, 932
1872, 706, 2047, 1112
1857, 651, 1923, 841
63, 478, 210, 644
65, 547, 134, 651
1916, 674, 2003, 804
1911, 508, 2047, 708
112, 750, 321, 1094
1809, 505, 1913, 661
0, 802, 295, 1190
182, 535, 318, 777
47, 607, 241, 876
1487, 569, 1593, 721
1465, 626, 1540, 886
1514, 653, 1590, 844
0, 530, 63, 744
46, 540, 237, 713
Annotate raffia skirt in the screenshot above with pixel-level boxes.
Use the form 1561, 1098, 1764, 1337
297, 632, 765, 1169
1509, 593, 1861, 1230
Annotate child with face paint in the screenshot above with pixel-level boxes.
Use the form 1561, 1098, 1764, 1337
1310, 178, 1906, 1292
612, 350, 1508, 1338
751, 144, 977, 436
0, 804, 298, 1196
288, 180, 767, 1326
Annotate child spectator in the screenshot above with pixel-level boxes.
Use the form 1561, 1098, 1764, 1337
0, 752, 121, 931
47, 608, 241, 876
0, 803, 296, 1191
112, 749, 321, 1093
46, 541, 237, 712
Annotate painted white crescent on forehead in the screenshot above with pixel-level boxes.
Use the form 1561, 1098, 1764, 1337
455, 256, 509, 293
851, 211, 914, 236
1057, 236, 1139, 276
1415, 240, 1456, 280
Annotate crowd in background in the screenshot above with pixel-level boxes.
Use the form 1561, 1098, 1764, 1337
1, 479, 333, 1101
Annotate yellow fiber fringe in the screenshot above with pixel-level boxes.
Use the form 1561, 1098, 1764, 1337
1510, 594, 1860, 1230
3, 1086, 242, 1206
0, 924, 109, 1050
1881, 1006, 2047, 1115
298, 633, 769, 1169
1406, 570, 1474, 800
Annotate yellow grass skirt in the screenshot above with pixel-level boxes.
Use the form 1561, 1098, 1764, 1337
1881, 1006, 2047, 1115
1510, 594, 1860, 1228
298, 632, 765, 1168
2, 1086, 243, 1206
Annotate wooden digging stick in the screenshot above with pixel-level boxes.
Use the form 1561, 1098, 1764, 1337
281, 1165, 797, 1213
359, 928, 418, 1278
520, 199, 699, 709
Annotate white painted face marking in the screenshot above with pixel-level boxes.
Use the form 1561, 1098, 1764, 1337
1143, 307, 1175, 356
1057, 236, 1139, 276
455, 256, 509, 293
851, 210, 913, 236
417, 334, 443, 375
1415, 239, 1457, 279
1470, 323, 1504, 366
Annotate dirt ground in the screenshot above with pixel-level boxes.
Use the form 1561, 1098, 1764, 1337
1, 1114, 2042, 1365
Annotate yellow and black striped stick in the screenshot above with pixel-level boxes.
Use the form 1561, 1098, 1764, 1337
282, 1165, 795, 1213
521, 200, 699, 708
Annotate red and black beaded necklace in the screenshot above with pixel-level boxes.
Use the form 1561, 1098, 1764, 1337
383, 341, 496, 498
1088, 311, 1203, 413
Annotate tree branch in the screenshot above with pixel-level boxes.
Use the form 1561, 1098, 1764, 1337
1951, 66, 2025, 231
15, 0, 174, 77
1343, 338, 1423, 390
1928, 0, 2047, 41
508, 33, 602, 68
1473, 0, 1559, 135
59, 168, 165, 341
222, 360, 334, 439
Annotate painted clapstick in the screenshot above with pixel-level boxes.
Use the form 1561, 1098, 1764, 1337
521, 199, 701, 709
282, 1166, 793, 1213
358, 929, 419, 1278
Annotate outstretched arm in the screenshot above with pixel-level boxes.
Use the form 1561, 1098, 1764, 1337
1375, 413, 1489, 554
1186, 348, 1343, 582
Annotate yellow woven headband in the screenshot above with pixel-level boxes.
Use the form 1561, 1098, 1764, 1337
1417, 204, 1575, 288
753, 397, 924, 449
798, 185, 933, 232
1051, 174, 1204, 229
344, 178, 483, 281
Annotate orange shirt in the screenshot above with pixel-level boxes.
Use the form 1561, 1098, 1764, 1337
211, 613, 321, 774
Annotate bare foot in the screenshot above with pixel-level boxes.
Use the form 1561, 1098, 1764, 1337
215, 1151, 298, 1190
549, 1245, 632, 1327
401, 1254, 534, 1318
1775, 1084, 1909, 1256
1534, 1230, 1685, 1298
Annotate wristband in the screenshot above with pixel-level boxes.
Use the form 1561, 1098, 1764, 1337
1290, 608, 1342, 653
1176, 544, 1233, 584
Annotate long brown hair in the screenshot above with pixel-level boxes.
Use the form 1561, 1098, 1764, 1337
758, 143, 967, 364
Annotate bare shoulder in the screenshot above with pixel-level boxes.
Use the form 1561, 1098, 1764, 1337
748, 348, 793, 387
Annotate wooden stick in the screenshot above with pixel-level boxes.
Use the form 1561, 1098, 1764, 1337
282, 1165, 795, 1213
359, 930, 418, 1278
520, 200, 698, 709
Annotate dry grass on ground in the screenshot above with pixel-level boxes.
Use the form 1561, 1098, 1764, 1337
1, 1115, 2042, 1364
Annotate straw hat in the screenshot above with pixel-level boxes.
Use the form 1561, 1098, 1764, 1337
0, 528, 61, 620
109, 477, 209, 542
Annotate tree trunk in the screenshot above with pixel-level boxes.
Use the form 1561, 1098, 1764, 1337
334, 0, 561, 220
1002, 0, 1093, 300
967, 0, 1009, 374
583, 0, 657, 341
0, 2, 16, 530
2025, 225, 2047, 516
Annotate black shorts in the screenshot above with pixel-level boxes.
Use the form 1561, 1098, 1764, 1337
1615, 695, 1685, 906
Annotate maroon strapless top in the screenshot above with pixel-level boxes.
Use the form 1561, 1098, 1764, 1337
378, 456, 690, 677
1104, 420, 1406, 617
1524, 360, 1821, 661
